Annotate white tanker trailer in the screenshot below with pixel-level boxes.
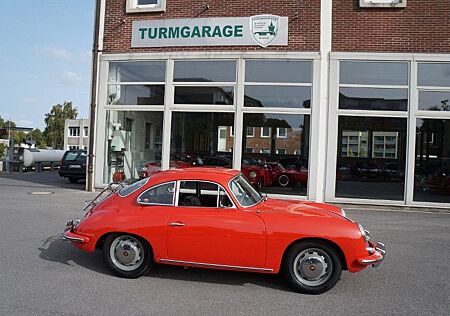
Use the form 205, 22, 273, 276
23, 148, 65, 168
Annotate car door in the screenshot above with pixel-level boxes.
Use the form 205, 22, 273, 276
166, 180, 267, 269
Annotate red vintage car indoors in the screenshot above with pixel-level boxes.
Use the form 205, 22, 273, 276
63, 168, 385, 294
138, 160, 191, 178
267, 162, 308, 187
203, 156, 271, 187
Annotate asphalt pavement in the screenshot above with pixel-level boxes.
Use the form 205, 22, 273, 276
0, 171, 449, 315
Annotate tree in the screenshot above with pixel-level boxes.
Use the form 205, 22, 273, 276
0, 143, 6, 160
28, 129, 47, 148
0, 115, 16, 139
44, 101, 78, 149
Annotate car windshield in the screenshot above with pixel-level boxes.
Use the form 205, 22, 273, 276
229, 175, 263, 207
64, 151, 87, 162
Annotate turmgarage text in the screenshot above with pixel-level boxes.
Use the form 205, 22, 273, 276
138, 24, 244, 39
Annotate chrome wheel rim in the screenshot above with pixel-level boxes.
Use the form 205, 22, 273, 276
279, 175, 289, 187
293, 248, 333, 287
109, 235, 144, 271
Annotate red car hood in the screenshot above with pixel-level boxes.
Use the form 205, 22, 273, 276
260, 198, 346, 219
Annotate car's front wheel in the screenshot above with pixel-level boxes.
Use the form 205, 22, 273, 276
103, 234, 154, 278
284, 241, 342, 294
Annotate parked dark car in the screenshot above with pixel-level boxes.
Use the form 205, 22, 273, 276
59, 150, 87, 183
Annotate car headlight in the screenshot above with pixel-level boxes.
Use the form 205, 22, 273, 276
357, 223, 371, 242
249, 171, 257, 178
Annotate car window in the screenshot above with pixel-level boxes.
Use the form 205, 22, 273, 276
178, 181, 233, 208
229, 175, 262, 207
64, 151, 87, 162
137, 182, 175, 205
64, 152, 79, 161
118, 178, 149, 197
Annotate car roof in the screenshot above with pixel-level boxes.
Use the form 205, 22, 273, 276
148, 167, 240, 185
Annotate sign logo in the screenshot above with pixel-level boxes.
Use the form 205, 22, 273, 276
250, 15, 280, 47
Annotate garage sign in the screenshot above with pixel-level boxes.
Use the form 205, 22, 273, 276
131, 15, 288, 48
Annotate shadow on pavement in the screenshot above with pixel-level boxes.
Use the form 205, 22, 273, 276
38, 233, 291, 292
0, 170, 86, 190
38, 234, 109, 275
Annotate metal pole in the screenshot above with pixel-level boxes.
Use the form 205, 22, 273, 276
6, 120, 12, 173
87, 0, 102, 192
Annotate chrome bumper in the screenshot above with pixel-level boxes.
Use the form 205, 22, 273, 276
360, 242, 385, 268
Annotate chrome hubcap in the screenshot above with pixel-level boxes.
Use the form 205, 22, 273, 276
110, 236, 144, 271
279, 175, 289, 187
293, 248, 332, 287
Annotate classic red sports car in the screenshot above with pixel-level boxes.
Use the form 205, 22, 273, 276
63, 168, 385, 294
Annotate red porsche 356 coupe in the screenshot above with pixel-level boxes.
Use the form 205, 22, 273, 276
64, 168, 384, 294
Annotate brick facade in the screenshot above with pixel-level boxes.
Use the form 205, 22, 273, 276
332, 0, 450, 53
103, 0, 320, 53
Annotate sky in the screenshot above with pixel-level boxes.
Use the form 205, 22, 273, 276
0, 0, 94, 130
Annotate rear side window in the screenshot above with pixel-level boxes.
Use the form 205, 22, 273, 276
137, 182, 175, 205
118, 178, 149, 197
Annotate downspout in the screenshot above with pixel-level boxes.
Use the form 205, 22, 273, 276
87, 0, 102, 192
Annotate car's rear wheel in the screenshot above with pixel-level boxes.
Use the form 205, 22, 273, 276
68, 177, 79, 184
278, 175, 290, 187
103, 234, 154, 278
284, 241, 342, 294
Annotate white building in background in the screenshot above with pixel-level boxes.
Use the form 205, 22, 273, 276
64, 119, 89, 151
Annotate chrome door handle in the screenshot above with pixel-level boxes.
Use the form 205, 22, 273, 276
169, 222, 186, 227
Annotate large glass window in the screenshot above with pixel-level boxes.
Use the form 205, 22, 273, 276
174, 61, 236, 82
107, 61, 166, 106
418, 63, 450, 87
245, 60, 312, 83
104, 111, 163, 183
108, 62, 166, 82
173, 61, 236, 106
170, 112, 235, 166
339, 61, 409, 112
244, 59, 312, 109
414, 120, 450, 203
244, 86, 311, 108
336, 117, 407, 200
419, 91, 450, 111
339, 88, 408, 111
108, 85, 165, 105
340, 61, 408, 86
242, 113, 310, 195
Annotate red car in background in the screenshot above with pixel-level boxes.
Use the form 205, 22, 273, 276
203, 156, 271, 187
267, 162, 308, 188
64, 168, 385, 294
139, 160, 191, 179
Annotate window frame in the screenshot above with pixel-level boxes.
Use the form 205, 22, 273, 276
69, 127, 80, 137
260, 127, 271, 138
137, 181, 176, 206
277, 127, 287, 138
175, 180, 236, 209
126, 0, 166, 13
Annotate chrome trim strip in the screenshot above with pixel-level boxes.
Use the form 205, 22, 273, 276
160, 259, 273, 272
361, 257, 383, 265
62, 235, 85, 243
